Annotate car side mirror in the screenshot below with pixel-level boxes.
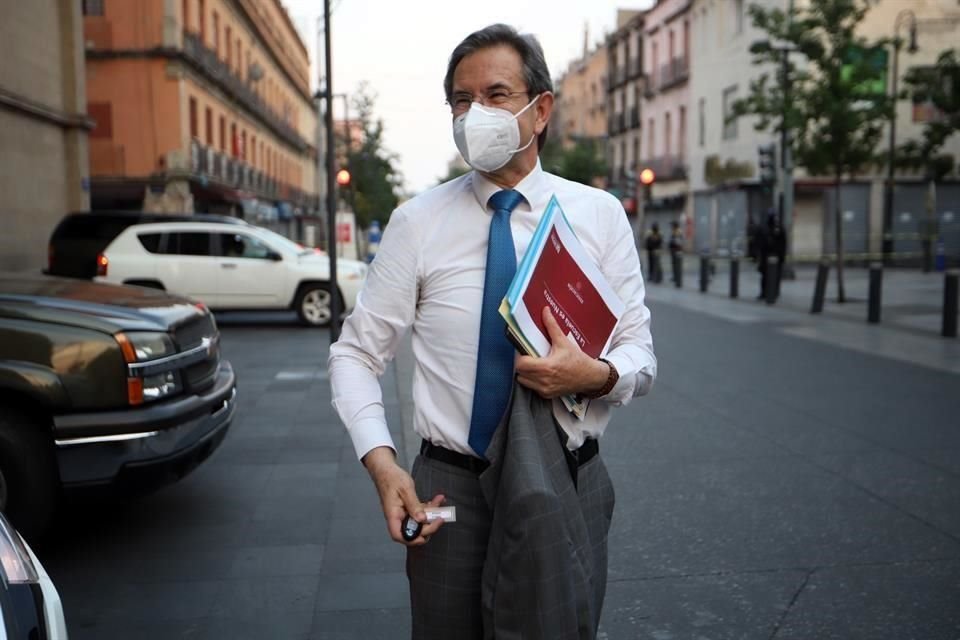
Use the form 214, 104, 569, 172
267, 251, 283, 262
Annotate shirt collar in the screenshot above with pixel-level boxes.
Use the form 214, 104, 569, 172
470, 160, 550, 214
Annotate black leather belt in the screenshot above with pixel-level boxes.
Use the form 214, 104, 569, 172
420, 438, 598, 475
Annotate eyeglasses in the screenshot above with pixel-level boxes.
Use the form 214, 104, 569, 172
446, 89, 529, 114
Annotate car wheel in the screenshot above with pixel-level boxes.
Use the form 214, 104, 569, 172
295, 284, 332, 327
0, 408, 59, 541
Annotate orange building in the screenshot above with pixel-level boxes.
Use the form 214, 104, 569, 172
83, 0, 318, 220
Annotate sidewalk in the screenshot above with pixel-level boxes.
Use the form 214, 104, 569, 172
644, 259, 960, 376
662, 259, 955, 334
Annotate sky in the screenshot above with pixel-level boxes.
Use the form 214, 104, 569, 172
283, 0, 654, 195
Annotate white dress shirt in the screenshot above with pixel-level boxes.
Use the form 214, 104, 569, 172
329, 161, 657, 460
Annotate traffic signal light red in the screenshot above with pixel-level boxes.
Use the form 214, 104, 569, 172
639, 168, 655, 185
336, 169, 351, 186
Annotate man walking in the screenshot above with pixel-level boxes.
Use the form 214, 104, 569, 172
329, 24, 656, 639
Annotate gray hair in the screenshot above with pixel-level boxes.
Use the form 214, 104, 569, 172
444, 24, 553, 152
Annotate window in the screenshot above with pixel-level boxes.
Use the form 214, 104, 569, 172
182, 0, 190, 30
189, 97, 198, 139
216, 233, 274, 260
225, 26, 232, 66
665, 112, 672, 156
205, 107, 213, 145
632, 137, 640, 171
722, 85, 738, 140
213, 11, 219, 54
698, 98, 706, 147
241, 130, 247, 161
219, 115, 226, 151
230, 123, 237, 156
647, 118, 655, 157
251, 135, 257, 166
668, 30, 675, 61
82, 0, 105, 16
137, 233, 163, 254
678, 106, 686, 158
236, 39, 242, 75
165, 232, 211, 256
198, 0, 205, 41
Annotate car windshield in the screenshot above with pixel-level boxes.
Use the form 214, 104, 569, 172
253, 227, 313, 256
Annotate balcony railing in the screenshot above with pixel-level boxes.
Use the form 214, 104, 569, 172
182, 31, 308, 153
658, 56, 690, 92
646, 155, 688, 181
189, 139, 313, 207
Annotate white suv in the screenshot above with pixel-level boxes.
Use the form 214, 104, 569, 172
95, 221, 367, 326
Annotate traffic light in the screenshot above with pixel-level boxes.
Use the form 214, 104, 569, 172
639, 167, 655, 202
757, 144, 776, 185
336, 169, 351, 186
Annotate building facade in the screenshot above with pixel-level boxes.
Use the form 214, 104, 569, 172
858, 0, 960, 261
553, 28, 609, 149
84, 0, 318, 230
0, 0, 91, 272
687, 0, 787, 256
687, 0, 960, 261
606, 10, 646, 214
639, 0, 691, 237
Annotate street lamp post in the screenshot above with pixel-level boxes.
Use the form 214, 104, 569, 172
882, 9, 918, 265
322, 0, 340, 342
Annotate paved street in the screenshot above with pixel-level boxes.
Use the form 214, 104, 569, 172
38, 281, 960, 639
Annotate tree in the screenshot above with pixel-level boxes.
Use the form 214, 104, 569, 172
733, 0, 894, 302
436, 155, 470, 185
541, 137, 608, 186
897, 49, 959, 270
339, 83, 403, 229
899, 49, 960, 177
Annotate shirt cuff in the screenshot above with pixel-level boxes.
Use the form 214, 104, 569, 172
600, 351, 646, 403
348, 416, 397, 461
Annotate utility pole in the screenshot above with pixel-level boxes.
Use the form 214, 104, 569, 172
323, 0, 340, 342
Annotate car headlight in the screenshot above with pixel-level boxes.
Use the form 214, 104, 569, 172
115, 332, 183, 404
0, 513, 39, 584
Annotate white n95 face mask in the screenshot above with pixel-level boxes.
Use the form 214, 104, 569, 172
453, 95, 540, 173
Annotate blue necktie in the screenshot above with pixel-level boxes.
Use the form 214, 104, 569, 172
468, 189, 524, 458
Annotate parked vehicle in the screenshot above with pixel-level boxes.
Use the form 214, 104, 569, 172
0, 273, 237, 539
0, 512, 68, 639
95, 221, 368, 326
46, 211, 246, 280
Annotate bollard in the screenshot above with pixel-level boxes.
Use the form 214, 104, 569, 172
765, 256, 778, 305
673, 254, 683, 288
730, 257, 740, 299
699, 255, 710, 293
944, 270, 958, 338
811, 260, 830, 314
867, 262, 883, 324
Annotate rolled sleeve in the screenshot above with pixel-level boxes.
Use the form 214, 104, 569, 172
597, 202, 657, 406
328, 207, 421, 460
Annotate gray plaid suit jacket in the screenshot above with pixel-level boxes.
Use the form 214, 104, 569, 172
478, 385, 615, 640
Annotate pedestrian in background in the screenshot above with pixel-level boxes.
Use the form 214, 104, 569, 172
644, 223, 664, 284
756, 213, 786, 301
668, 220, 683, 286
328, 23, 656, 640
